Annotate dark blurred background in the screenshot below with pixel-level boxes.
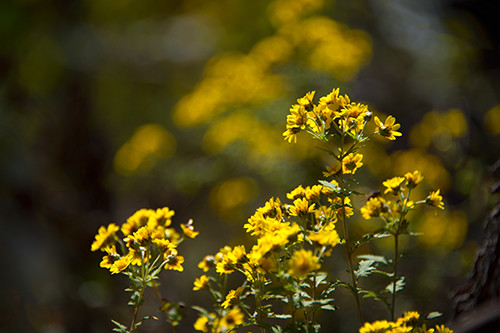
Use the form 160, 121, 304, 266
1, 0, 499, 332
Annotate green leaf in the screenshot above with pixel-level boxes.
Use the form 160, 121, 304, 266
111, 320, 129, 333
274, 313, 293, 319
313, 272, 328, 287
355, 260, 376, 279
318, 180, 340, 193
320, 304, 337, 311
385, 277, 405, 294
426, 311, 443, 320
357, 254, 388, 265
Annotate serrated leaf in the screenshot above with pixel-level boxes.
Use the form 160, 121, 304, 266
313, 272, 328, 287
355, 260, 376, 279
385, 277, 405, 294
357, 254, 388, 265
426, 311, 443, 320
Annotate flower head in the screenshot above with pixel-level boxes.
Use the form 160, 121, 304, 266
404, 170, 424, 189
342, 153, 363, 174
163, 249, 184, 271
374, 115, 402, 140
221, 286, 244, 308
91, 223, 119, 252
289, 197, 316, 217
219, 307, 244, 331
426, 190, 444, 209
288, 249, 320, 278
181, 219, 199, 239
193, 275, 210, 291
308, 229, 340, 247
361, 196, 389, 219
383, 176, 406, 195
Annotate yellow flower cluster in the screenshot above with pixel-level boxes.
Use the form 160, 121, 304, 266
359, 311, 453, 333
283, 88, 401, 144
91, 207, 197, 275
361, 170, 444, 224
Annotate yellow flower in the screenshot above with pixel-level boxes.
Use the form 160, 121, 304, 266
288, 249, 320, 278
227, 245, 247, 266
359, 320, 394, 333
297, 91, 315, 110
361, 197, 388, 219
435, 324, 453, 333
148, 207, 174, 229
383, 176, 406, 195
193, 315, 212, 332
198, 255, 216, 272
109, 254, 133, 274
221, 287, 244, 308
193, 275, 210, 291
374, 115, 402, 140
153, 238, 176, 254
305, 185, 323, 202
163, 249, 184, 271
91, 223, 119, 252
426, 189, 444, 209
289, 197, 316, 217
124, 225, 151, 249
181, 219, 199, 239
121, 209, 154, 236
283, 125, 301, 143
323, 163, 341, 177
219, 307, 244, 331
396, 311, 420, 328
287, 185, 306, 200
342, 153, 363, 174
216, 256, 235, 275
99, 246, 119, 269
404, 170, 424, 189
318, 88, 351, 115
308, 229, 340, 247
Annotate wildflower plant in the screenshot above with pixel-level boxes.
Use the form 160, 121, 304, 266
91, 207, 198, 332
92, 88, 453, 332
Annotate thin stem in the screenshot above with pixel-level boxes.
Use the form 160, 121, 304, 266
129, 286, 145, 333
338, 132, 364, 324
391, 234, 399, 321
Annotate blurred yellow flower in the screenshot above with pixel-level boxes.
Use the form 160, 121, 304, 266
91, 223, 119, 252
222, 287, 244, 308
361, 196, 388, 219
181, 219, 199, 239
219, 307, 244, 331
288, 249, 320, 278
193, 275, 210, 291
404, 170, 423, 189
426, 190, 444, 210
308, 229, 340, 247
193, 315, 211, 332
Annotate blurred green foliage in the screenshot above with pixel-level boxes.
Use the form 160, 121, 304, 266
1, 0, 499, 332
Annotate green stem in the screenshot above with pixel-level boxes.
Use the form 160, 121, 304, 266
391, 234, 399, 321
338, 133, 364, 324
